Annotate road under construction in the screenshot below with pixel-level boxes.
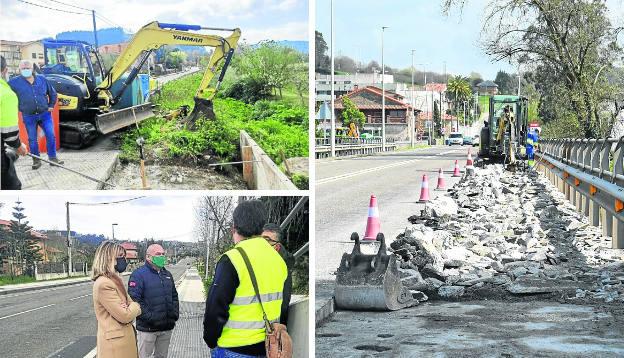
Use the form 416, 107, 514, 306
315, 145, 624, 357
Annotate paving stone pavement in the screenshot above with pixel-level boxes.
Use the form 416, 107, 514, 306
15, 136, 119, 190
169, 301, 209, 358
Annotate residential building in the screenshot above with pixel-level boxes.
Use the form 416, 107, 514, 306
315, 72, 401, 103
476, 80, 499, 95
121, 242, 139, 264
0, 40, 44, 75
98, 42, 129, 55
0, 219, 53, 275
323, 85, 420, 140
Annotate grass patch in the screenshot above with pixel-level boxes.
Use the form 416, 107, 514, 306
121, 73, 309, 168
0, 275, 36, 286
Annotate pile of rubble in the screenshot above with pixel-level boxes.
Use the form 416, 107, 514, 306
391, 165, 624, 303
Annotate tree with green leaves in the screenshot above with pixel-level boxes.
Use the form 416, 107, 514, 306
444, 0, 623, 138
165, 50, 187, 71
340, 97, 366, 132
9, 201, 41, 277
315, 31, 330, 73
447, 75, 472, 117
237, 42, 302, 98
433, 100, 442, 137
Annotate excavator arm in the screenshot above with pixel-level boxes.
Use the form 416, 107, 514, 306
93, 21, 240, 133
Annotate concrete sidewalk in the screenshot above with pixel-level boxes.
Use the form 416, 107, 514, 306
16, 135, 119, 190
169, 267, 209, 358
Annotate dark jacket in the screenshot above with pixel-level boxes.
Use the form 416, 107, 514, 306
203, 255, 292, 355
8, 74, 57, 115
128, 262, 179, 332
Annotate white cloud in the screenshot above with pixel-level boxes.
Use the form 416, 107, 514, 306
0, 193, 217, 243
0, 0, 304, 41
243, 21, 308, 43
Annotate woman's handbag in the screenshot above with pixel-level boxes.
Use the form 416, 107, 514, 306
236, 247, 293, 358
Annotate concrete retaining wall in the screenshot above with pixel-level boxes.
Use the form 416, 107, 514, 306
239, 131, 298, 190
287, 297, 309, 357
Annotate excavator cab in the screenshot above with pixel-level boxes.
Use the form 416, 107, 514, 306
334, 232, 418, 311
479, 95, 528, 163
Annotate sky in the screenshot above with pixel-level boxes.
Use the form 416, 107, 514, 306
0, 193, 212, 243
0, 0, 308, 44
316, 0, 624, 80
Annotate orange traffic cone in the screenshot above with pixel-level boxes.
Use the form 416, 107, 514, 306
363, 195, 380, 240
452, 160, 461, 177
466, 148, 474, 166
419, 174, 430, 202
436, 168, 446, 190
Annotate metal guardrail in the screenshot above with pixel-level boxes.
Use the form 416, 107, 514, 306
537, 138, 624, 248
315, 137, 398, 159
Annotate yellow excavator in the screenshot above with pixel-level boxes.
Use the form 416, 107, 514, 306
42, 21, 241, 148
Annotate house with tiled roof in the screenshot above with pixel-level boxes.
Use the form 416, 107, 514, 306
334, 85, 418, 124
0, 219, 55, 275
121, 242, 139, 262
477, 80, 498, 95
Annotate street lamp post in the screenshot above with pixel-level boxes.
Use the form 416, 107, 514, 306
112, 223, 118, 241
410, 49, 416, 147
381, 26, 388, 151
66, 202, 72, 276
330, 0, 335, 157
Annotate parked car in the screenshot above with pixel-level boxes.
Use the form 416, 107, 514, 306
472, 135, 480, 146
463, 136, 473, 145
448, 132, 464, 146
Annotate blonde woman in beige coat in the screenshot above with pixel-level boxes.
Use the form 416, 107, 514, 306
92, 241, 142, 358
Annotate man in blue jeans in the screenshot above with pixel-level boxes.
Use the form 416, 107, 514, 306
9, 60, 63, 169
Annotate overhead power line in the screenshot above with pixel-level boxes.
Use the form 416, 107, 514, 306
16, 0, 89, 14
45, 0, 90, 11
68, 196, 147, 206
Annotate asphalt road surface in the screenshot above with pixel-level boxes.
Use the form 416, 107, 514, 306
0, 258, 191, 358
315, 145, 472, 281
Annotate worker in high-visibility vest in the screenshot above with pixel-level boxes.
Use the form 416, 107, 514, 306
0, 56, 28, 190
203, 200, 291, 357
527, 127, 540, 167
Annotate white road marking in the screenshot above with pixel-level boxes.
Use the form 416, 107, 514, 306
316, 159, 422, 185
0, 303, 56, 321
68, 294, 91, 301
0, 282, 92, 299
83, 347, 97, 358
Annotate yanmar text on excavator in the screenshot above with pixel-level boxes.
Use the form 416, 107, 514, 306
41, 21, 240, 148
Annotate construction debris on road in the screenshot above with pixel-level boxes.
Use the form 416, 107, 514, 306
389, 164, 624, 304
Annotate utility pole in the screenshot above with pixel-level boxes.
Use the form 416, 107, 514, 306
66, 202, 72, 276
411, 50, 416, 148
517, 65, 521, 96
91, 10, 99, 49
112, 223, 118, 241
330, 0, 335, 157
381, 26, 388, 151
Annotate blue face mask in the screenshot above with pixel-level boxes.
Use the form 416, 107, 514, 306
20, 69, 32, 77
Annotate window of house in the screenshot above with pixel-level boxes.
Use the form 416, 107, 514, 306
31, 53, 37, 59
38, 53, 43, 59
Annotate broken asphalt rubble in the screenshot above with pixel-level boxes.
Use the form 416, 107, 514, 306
390, 164, 624, 303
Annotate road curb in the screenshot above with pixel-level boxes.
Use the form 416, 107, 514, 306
0, 272, 133, 296
315, 297, 335, 328
0, 277, 91, 296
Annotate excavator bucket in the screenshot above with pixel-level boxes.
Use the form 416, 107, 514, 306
334, 232, 418, 311
184, 97, 216, 129
95, 103, 154, 134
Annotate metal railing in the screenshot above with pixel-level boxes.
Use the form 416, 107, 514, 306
315, 137, 398, 159
537, 138, 624, 248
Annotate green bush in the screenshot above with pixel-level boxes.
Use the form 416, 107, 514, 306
221, 77, 272, 104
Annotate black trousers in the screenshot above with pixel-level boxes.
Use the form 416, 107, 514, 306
1, 151, 22, 190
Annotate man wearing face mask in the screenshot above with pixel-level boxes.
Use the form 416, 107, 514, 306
8, 59, 63, 170
1, 56, 28, 190
128, 244, 179, 358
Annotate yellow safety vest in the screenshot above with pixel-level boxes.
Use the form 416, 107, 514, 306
217, 237, 287, 348
0, 79, 19, 136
